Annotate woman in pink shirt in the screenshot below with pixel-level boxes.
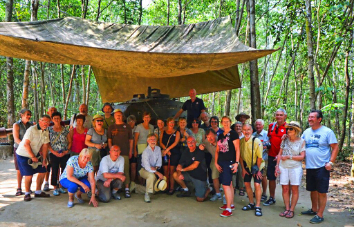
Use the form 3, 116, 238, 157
68, 114, 88, 155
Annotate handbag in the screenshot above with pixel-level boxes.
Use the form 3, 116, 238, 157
250, 137, 259, 175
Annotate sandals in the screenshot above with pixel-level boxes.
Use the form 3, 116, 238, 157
239, 189, 245, 196
16, 188, 23, 196
285, 211, 294, 218
242, 203, 255, 211
255, 207, 262, 216
279, 210, 290, 217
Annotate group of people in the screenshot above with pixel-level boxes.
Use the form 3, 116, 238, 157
12, 89, 339, 224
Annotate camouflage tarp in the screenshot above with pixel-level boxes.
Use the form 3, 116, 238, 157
0, 16, 276, 102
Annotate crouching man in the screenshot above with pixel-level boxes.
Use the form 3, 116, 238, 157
96, 145, 126, 202
173, 136, 210, 202
139, 134, 164, 203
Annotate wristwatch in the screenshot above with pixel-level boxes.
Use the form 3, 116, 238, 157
328, 161, 334, 167
289, 155, 293, 160
235, 161, 239, 164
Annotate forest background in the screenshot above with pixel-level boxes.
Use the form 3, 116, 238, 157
0, 0, 353, 157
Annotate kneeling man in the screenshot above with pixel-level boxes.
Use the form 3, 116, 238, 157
139, 134, 164, 203
173, 136, 210, 202
96, 145, 126, 202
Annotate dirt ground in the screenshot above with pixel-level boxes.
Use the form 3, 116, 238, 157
0, 157, 353, 227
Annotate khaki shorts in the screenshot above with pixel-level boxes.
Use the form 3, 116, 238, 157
262, 160, 268, 177
210, 158, 220, 180
89, 148, 101, 167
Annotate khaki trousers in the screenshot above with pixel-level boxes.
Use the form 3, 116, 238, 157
122, 155, 130, 186
139, 168, 157, 194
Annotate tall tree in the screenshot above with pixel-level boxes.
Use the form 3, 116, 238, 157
305, 0, 317, 110
339, 27, 353, 152
248, 0, 261, 122
6, 0, 15, 127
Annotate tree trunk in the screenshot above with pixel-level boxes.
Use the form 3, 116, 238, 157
81, 66, 86, 104
64, 66, 76, 120
48, 71, 55, 107
6, 0, 14, 127
305, 0, 316, 110
338, 28, 353, 151
22, 61, 31, 109
177, 0, 182, 25
96, 0, 102, 21
32, 62, 39, 123
60, 64, 66, 105
138, 0, 142, 25
47, 0, 51, 19
123, 0, 127, 24
40, 62, 45, 115
248, 0, 261, 122
81, 0, 89, 19
211, 92, 216, 116
167, 0, 170, 25
85, 66, 92, 105
332, 63, 340, 136
219, 0, 223, 17
57, 0, 61, 18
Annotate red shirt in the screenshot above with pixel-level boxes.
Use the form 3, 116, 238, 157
71, 128, 88, 154
267, 122, 287, 157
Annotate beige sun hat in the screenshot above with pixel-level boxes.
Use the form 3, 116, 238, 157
28, 156, 43, 169
154, 176, 167, 192
285, 121, 302, 132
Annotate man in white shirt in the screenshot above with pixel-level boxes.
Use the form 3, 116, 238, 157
96, 145, 126, 202
16, 115, 51, 201
139, 134, 163, 203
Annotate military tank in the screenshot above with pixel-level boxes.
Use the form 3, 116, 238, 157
113, 87, 186, 125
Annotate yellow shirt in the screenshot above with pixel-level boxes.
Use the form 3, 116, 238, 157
240, 136, 265, 171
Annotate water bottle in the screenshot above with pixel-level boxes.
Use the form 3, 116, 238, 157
163, 155, 168, 163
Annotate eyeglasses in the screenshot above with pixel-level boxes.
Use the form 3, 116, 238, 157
96, 120, 103, 122
211, 120, 218, 123
192, 122, 199, 124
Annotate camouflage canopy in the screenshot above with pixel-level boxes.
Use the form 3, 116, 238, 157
0, 16, 276, 102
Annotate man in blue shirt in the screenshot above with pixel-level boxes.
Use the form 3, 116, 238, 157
301, 110, 338, 224
174, 89, 206, 128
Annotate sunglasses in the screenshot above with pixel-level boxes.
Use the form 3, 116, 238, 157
96, 120, 104, 122
287, 128, 294, 131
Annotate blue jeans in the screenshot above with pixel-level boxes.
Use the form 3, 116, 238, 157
60, 176, 90, 193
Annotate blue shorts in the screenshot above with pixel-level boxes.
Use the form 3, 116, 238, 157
219, 161, 234, 186
60, 176, 91, 194
306, 167, 330, 193
182, 172, 207, 198
17, 154, 47, 176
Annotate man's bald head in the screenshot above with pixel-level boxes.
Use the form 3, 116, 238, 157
189, 89, 197, 100
79, 104, 88, 115
47, 107, 57, 117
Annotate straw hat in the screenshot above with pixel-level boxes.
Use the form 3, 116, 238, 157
285, 121, 301, 132
28, 156, 43, 169
154, 176, 167, 192
113, 109, 123, 114
235, 112, 250, 121
92, 114, 104, 121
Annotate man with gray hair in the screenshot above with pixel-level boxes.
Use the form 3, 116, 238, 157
253, 119, 270, 201
263, 108, 287, 206
16, 115, 52, 201
173, 136, 210, 202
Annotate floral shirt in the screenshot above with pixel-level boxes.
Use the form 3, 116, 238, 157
280, 138, 305, 169
190, 128, 205, 146
49, 126, 69, 153
60, 156, 93, 180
